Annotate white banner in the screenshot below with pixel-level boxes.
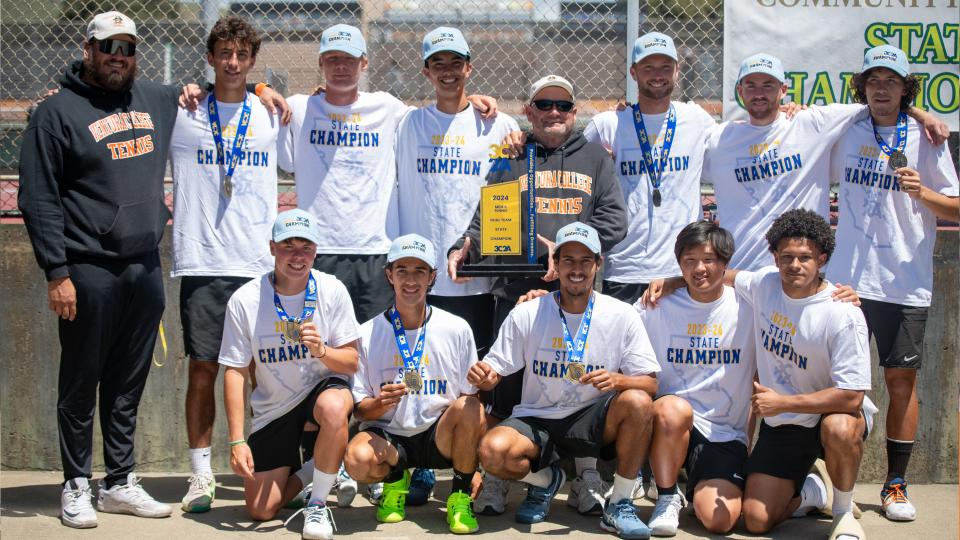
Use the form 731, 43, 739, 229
723, 0, 959, 130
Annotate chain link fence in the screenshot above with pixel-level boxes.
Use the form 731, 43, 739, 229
1, 0, 723, 216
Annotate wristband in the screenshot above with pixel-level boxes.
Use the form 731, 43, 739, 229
317, 343, 327, 359
228, 439, 246, 447
255, 82, 271, 97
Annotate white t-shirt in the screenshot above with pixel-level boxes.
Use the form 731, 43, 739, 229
636, 287, 756, 445
169, 94, 278, 277
219, 270, 360, 434
354, 307, 478, 436
703, 104, 865, 271
484, 292, 660, 420
584, 102, 717, 282
734, 267, 871, 428
396, 104, 520, 296
828, 116, 959, 307
279, 92, 413, 254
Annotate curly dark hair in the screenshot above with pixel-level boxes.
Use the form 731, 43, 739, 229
765, 208, 835, 260
674, 220, 735, 265
851, 69, 920, 111
206, 16, 261, 57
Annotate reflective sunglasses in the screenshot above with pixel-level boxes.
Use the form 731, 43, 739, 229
532, 99, 574, 112
96, 39, 136, 57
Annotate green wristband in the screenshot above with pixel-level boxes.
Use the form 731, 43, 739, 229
228, 439, 246, 447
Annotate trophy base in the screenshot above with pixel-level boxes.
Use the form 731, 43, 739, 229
458, 263, 546, 277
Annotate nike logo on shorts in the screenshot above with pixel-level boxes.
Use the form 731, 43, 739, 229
904, 355, 918, 362
733, 474, 743, 480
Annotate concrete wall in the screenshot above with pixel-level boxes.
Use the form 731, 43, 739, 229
1, 224, 957, 482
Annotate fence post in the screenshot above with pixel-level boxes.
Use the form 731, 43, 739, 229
626, 0, 642, 104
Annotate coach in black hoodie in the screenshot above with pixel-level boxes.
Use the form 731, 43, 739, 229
17, 11, 178, 525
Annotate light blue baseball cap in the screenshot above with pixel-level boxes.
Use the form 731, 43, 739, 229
422, 27, 470, 61
388, 234, 437, 269
319, 24, 366, 58
631, 32, 677, 64
737, 53, 786, 84
555, 222, 601, 256
273, 209, 321, 245
862, 45, 910, 77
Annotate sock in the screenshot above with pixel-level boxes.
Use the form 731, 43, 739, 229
294, 458, 315, 487
792, 473, 827, 517
656, 482, 678, 496
189, 447, 213, 476
609, 473, 635, 503
384, 468, 406, 484
308, 468, 338, 505
832, 487, 854, 516
886, 438, 914, 483
451, 469, 473, 494
521, 467, 553, 488
574, 457, 597, 476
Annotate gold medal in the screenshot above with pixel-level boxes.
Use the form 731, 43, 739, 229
223, 177, 234, 198
566, 362, 585, 384
403, 369, 424, 393
284, 321, 302, 343
888, 150, 908, 170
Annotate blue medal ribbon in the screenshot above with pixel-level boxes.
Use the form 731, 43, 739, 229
555, 291, 595, 370
390, 306, 427, 375
872, 112, 908, 158
631, 103, 676, 199
525, 143, 538, 264
272, 272, 318, 334
207, 93, 252, 195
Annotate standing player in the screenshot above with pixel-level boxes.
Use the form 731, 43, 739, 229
344, 234, 485, 534
469, 223, 660, 539
828, 45, 959, 521
219, 209, 360, 540
168, 16, 279, 513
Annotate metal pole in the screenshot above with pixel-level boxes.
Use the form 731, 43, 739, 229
202, 0, 221, 83
626, 0, 642, 103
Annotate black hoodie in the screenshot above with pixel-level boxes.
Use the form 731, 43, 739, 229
17, 60, 178, 280
451, 130, 627, 300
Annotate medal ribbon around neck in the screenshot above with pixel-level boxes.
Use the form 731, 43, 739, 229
525, 143, 538, 265
207, 92, 252, 195
631, 103, 676, 194
871, 112, 908, 159
390, 305, 427, 378
555, 291, 595, 375
272, 272, 318, 338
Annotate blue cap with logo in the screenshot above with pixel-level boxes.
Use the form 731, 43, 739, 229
862, 44, 910, 78
319, 24, 366, 58
422, 27, 470, 61
555, 222, 601, 256
737, 53, 786, 83
631, 32, 677, 64
272, 209, 321, 245
388, 234, 437, 269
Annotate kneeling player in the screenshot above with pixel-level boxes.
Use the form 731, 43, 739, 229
220, 210, 361, 540
470, 223, 660, 539
345, 235, 485, 534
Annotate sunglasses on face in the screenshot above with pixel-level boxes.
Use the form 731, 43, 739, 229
532, 99, 574, 112
95, 39, 136, 57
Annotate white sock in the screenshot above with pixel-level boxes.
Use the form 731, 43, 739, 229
574, 457, 597, 476
832, 487, 854, 516
189, 447, 212, 476
294, 458, 315, 487
309, 468, 338, 505
521, 467, 553, 488
792, 473, 827, 517
610, 473, 635, 503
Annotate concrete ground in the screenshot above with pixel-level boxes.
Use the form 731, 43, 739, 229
1, 471, 955, 539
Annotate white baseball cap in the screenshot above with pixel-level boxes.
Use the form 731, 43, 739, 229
422, 27, 470, 61
737, 53, 786, 84
555, 222, 601, 256
388, 234, 437, 269
631, 32, 677, 64
319, 24, 366, 58
272, 209, 321, 245
862, 45, 910, 78
87, 11, 138, 42
529, 74, 575, 101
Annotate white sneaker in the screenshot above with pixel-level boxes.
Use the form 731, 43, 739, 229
181, 473, 215, 513
61, 478, 97, 528
881, 479, 917, 521
567, 469, 607, 515
475, 473, 509, 515
365, 482, 383, 503
648, 491, 685, 537
97, 473, 172, 518
335, 464, 357, 508
631, 474, 658, 501
302, 503, 336, 540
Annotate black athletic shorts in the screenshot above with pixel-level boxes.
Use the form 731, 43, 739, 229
362, 420, 453, 473
313, 253, 394, 324
860, 298, 927, 369
180, 275, 252, 360
601, 280, 649, 305
428, 293, 496, 357
499, 393, 617, 472
684, 426, 747, 500
247, 377, 350, 472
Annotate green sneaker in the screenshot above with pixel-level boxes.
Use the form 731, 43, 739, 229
377, 470, 410, 523
447, 491, 479, 534
181, 473, 215, 513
